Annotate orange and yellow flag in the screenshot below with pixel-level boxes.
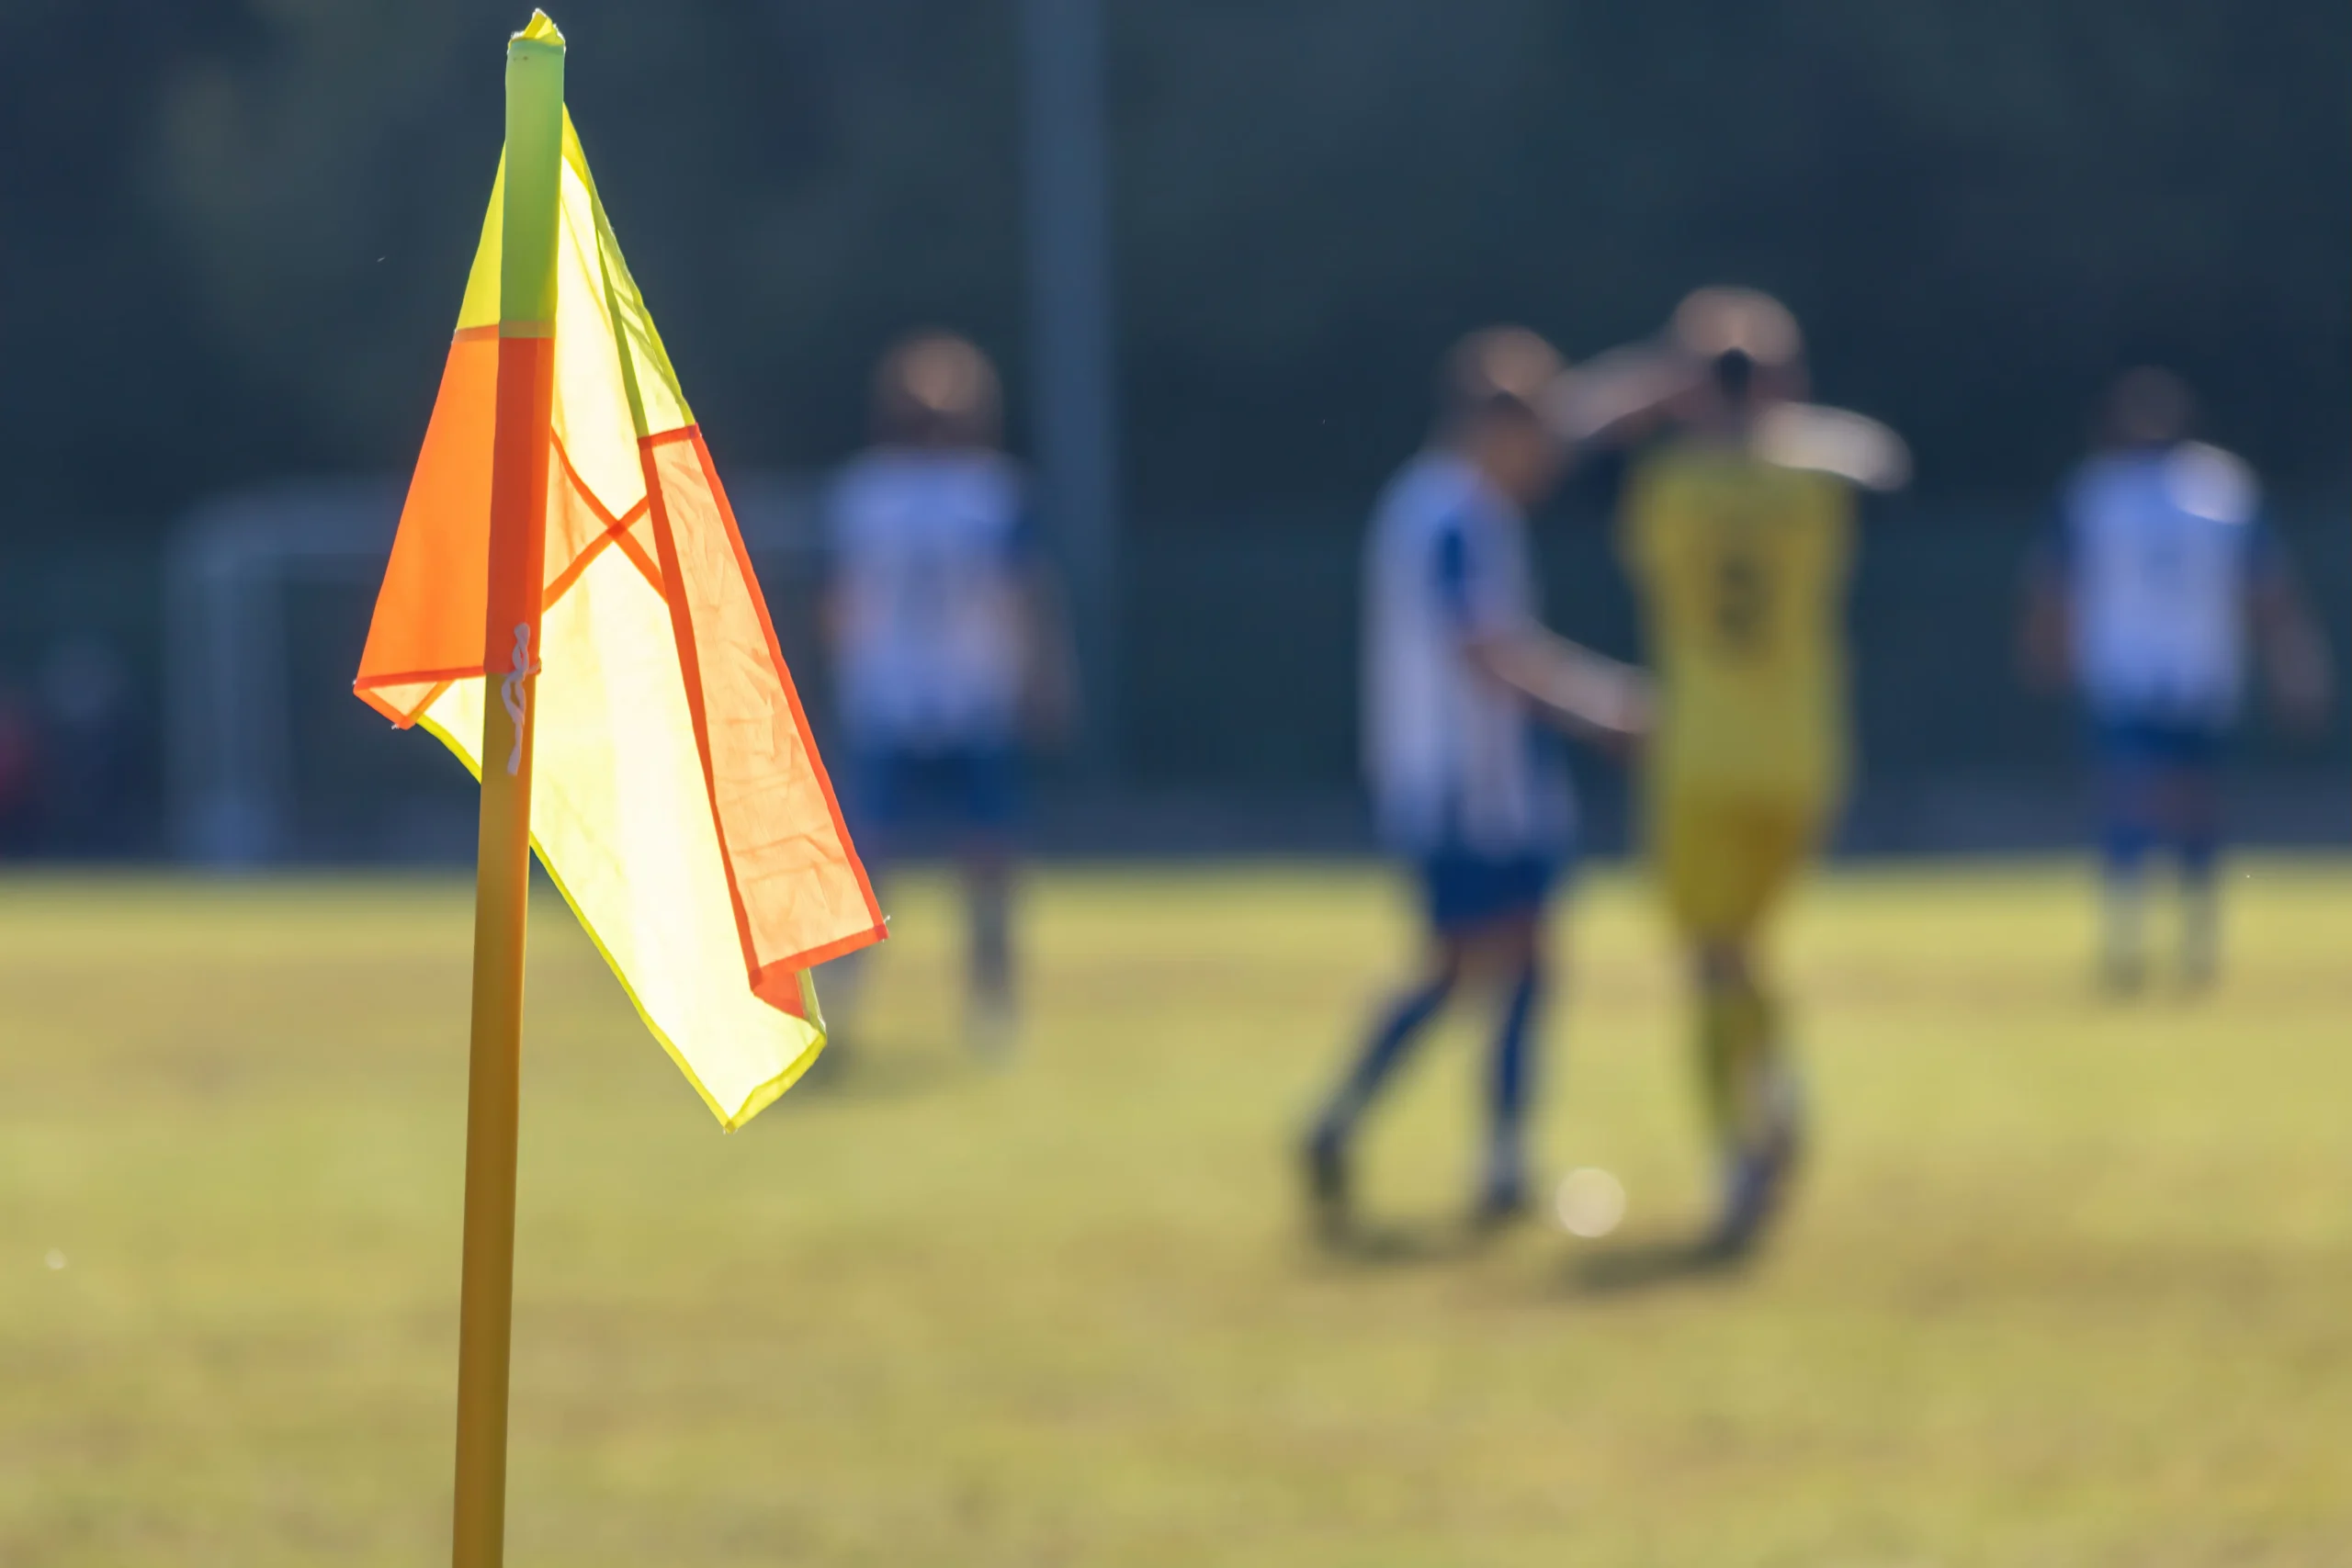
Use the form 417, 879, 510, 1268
356, 19, 882, 1128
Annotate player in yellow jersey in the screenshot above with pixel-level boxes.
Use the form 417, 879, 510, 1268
1573, 288, 1907, 1258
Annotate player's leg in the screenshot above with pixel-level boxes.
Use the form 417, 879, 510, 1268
2093, 722, 2159, 993
1307, 847, 1522, 1232
1303, 925, 1464, 1234
1657, 790, 1754, 1157
1304, 849, 1562, 1234
956, 747, 1024, 1055
1693, 940, 1764, 1160
2154, 737, 2224, 987
814, 747, 905, 1074
1693, 934, 1806, 1258
1673, 796, 1814, 1257
1314, 951, 1462, 1139
1716, 807, 1813, 1158
959, 841, 1017, 1053
1465, 898, 1550, 1226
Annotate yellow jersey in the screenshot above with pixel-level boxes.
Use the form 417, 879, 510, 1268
1620, 438, 1855, 803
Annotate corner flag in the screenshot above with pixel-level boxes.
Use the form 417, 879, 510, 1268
351, 17, 882, 1563
356, 13, 883, 1131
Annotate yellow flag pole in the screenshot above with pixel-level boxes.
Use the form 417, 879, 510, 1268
450, 16, 564, 1568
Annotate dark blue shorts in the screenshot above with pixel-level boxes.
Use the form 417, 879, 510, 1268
2092, 716, 2226, 774
1416, 849, 1566, 935
852, 745, 1021, 850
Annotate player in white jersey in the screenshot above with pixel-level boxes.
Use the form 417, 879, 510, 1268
2022, 368, 2330, 989
1304, 328, 1649, 1236
824, 332, 1070, 1055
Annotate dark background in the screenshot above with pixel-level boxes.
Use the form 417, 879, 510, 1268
1, 0, 2345, 855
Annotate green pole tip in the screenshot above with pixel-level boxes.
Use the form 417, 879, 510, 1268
515, 10, 564, 46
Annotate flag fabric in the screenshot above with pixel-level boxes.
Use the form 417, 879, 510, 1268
356, 81, 883, 1129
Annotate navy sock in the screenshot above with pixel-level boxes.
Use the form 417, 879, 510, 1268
1487, 963, 1544, 1189
1317, 976, 1453, 1144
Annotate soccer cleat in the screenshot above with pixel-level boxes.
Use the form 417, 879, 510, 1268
1470, 1176, 1532, 1235
1470, 1143, 1532, 1234
1703, 1151, 1775, 1260
1302, 1124, 1352, 1241
1703, 1073, 1805, 1261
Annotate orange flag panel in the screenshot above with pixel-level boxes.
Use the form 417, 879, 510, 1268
643, 429, 884, 998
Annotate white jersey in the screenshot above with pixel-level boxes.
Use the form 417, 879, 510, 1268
1362, 452, 1573, 856
828, 447, 1030, 750
2061, 442, 2270, 727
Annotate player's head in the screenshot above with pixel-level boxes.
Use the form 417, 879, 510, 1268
1436, 326, 1566, 506
1668, 287, 1806, 412
872, 331, 1002, 448
2098, 367, 2194, 451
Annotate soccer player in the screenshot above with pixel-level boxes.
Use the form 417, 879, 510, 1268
1303, 327, 1650, 1237
2019, 367, 2331, 991
822, 332, 1071, 1058
1600, 288, 1907, 1259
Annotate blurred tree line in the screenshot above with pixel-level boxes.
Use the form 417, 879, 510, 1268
4, 0, 2346, 535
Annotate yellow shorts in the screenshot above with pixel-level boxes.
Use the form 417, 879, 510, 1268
1649, 788, 1827, 942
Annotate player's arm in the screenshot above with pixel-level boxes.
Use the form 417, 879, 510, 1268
1463, 626, 1652, 749
2249, 544, 2332, 733
1433, 516, 1650, 748
1753, 404, 1911, 493
1547, 343, 1699, 450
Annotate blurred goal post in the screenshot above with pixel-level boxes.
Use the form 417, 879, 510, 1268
164, 472, 826, 865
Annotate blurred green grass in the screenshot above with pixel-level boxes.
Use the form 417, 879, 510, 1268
4, 860, 2348, 1565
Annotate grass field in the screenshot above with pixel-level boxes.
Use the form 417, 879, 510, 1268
4, 859, 2349, 1565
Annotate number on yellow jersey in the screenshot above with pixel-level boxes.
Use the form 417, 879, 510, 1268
1620, 441, 1855, 799
1705, 508, 1776, 659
